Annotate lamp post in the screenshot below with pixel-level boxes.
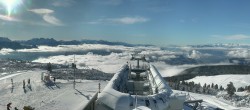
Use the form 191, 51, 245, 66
98, 83, 101, 93
72, 55, 76, 89
73, 63, 76, 89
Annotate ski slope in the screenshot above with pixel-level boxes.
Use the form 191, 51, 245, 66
174, 90, 250, 110
186, 74, 250, 89
0, 70, 107, 110
0, 70, 249, 110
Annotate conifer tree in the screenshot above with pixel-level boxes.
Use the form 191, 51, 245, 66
226, 82, 236, 97
47, 62, 52, 72
220, 85, 224, 91
203, 83, 207, 88
214, 84, 218, 90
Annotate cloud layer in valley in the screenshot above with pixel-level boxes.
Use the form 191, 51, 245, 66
2, 43, 248, 76
0, 48, 14, 55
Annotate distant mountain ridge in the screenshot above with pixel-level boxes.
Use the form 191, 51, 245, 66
0, 37, 36, 50
80, 39, 136, 47
25, 38, 59, 46
0, 37, 152, 50
18, 38, 146, 47
0, 37, 11, 42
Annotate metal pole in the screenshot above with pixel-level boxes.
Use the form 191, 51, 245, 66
98, 83, 101, 93
74, 67, 75, 89
135, 94, 137, 109
137, 59, 139, 68
73, 55, 76, 89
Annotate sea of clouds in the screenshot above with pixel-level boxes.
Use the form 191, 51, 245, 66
1, 44, 249, 76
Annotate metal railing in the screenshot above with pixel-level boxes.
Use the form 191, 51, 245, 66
82, 92, 98, 110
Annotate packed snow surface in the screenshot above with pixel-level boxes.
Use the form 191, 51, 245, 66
0, 70, 249, 110
186, 74, 250, 89
0, 70, 107, 110
174, 90, 250, 110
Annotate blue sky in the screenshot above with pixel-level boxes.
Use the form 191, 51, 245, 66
0, 0, 250, 46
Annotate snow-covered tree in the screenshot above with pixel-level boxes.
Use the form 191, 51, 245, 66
226, 82, 236, 97
237, 87, 245, 92
47, 62, 52, 72
203, 83, 207, 88
176, 82, 180, 90
214, 84, 218, 90
207, 84, 210, 88
220, 85, 224, 91
245, 85, 250, 92
72, 63, 77, 69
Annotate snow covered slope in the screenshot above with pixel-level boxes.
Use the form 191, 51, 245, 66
174, 90, 250, 110
1, 70, 249, 110
186, 74, 250, 88
0, 70, 107, 110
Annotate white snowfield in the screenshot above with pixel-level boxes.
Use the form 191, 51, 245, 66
0, 70, 249, 110
173, 90, 250, 110
0, 70, 107, 110
186, 74, 250, 89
